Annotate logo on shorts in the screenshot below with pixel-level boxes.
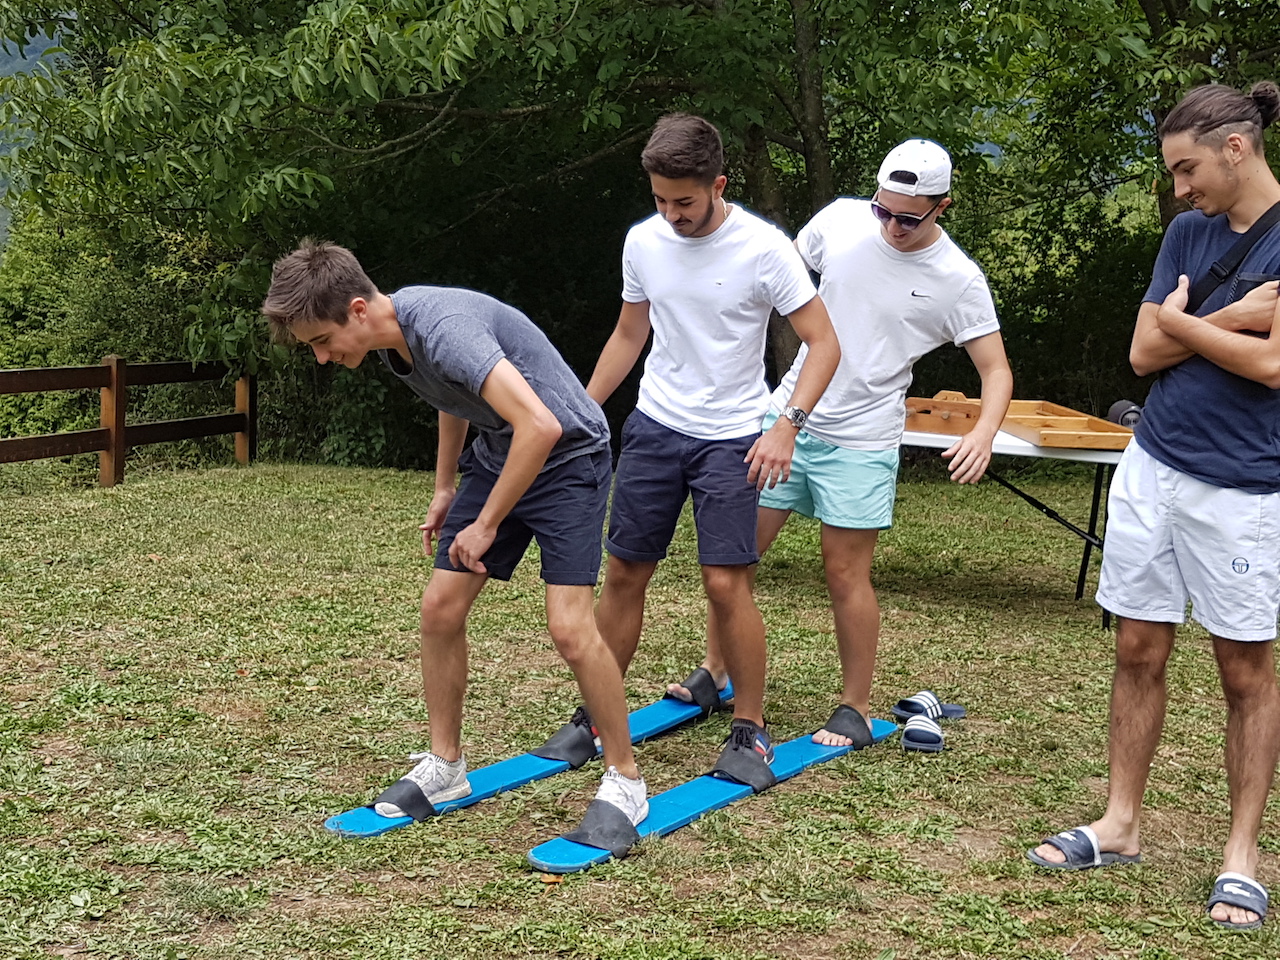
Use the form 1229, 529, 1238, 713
1232, 557, 1250, 574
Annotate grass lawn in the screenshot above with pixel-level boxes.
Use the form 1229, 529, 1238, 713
1, 459, 1277, 959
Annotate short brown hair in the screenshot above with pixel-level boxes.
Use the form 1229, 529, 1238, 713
1160, 81, 1280, 152
261, 239, 377, 344
640, 113, 724, 184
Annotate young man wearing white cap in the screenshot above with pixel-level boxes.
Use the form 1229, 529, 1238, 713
670, 139, 1012, 748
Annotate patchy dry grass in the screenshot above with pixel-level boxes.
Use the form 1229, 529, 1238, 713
1, 459, 1277, 959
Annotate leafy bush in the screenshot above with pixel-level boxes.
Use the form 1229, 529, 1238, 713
0, 209, 441, 473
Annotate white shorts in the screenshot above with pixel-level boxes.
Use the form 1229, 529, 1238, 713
1096, 443, 1280, 641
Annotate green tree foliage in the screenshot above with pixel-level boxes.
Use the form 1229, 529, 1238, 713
0, 212, 244, 468
0, 2, 1277, 466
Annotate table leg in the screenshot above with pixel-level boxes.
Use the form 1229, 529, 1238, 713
1076, 464, 1106, 600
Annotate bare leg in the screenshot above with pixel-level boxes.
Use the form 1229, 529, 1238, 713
547, 584, 638, 779
1210, 636, 1280, 926
1032, 617, 1173, 863
419, 569, 489, 761
811, 526, 880, 747
671, 506, 791, 701
702, 564, 766, 726
594, 554, 658, 677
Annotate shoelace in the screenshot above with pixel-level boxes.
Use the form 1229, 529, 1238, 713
728, 722, 762, 750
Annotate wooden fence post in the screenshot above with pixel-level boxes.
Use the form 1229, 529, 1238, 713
235, 373, 258, 465
98, 355, 126, 487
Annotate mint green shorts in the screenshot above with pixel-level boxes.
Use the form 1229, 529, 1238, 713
758, 413, 899, 529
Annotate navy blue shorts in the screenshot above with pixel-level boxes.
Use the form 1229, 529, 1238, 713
606, 410, 760, 566
435, 447, 611, 585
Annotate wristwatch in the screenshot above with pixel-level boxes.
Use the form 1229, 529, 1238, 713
782, 405, 808, 430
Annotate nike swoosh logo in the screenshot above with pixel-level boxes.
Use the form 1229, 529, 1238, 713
911, 291, 929, 298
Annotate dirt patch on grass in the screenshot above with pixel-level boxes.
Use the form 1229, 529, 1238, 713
35, 735, 85, 762
767, 927, 875, 960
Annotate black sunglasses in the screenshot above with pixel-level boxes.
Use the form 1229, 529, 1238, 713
870, 194, 943, 231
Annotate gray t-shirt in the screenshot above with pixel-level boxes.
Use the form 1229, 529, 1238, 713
380, 286, 609, 475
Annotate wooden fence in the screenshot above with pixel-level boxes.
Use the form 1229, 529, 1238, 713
0, 356, 257, 486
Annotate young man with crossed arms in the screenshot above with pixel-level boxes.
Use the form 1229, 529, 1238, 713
1030, 81, 1280, 932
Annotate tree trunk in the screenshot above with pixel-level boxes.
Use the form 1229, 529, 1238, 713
790, 0, 834, 213
742, 124, 790, 231
1140, 0, 1197, 230
744, 124, 802, 381
1150, 105, 1191, 229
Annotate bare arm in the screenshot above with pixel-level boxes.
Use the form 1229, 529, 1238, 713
446, 359, 563, 574
1130, 280, 1280, 376
745, 294, 840, 490
777, 295, 841, 415
1153, 275, 1280, 388
420, 412, 469, 555
587, 300, 652, 406
943, 332, 1014, 484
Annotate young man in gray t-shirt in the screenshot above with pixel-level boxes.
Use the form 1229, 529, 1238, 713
262, 241, 648, 844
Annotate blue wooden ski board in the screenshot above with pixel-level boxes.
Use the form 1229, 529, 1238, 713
527, 716, 898, 874
324, 680, 734, 838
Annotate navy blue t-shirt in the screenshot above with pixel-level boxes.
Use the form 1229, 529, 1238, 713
1136, 210, 1280, 493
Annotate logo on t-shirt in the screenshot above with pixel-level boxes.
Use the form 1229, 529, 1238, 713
910, 290, 930, 298
1232, 557, 1250, 574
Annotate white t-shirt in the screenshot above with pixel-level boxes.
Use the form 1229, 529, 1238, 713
772, 198, 1000, 450
622, 205, 817, 439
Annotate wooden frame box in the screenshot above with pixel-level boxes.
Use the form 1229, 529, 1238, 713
904, 391, 1134, 450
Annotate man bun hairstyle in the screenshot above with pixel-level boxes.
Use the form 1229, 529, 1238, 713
1252, 80, 1280, 128
1160, 80, 1280, 152
641, 113, 724, 184
261, 239, 377, 344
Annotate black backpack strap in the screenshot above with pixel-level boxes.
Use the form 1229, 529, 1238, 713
1185, 200, 1280, 314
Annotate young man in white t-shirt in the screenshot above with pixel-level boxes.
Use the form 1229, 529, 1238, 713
675, 139, 1013, 749
580, 113, 840, 791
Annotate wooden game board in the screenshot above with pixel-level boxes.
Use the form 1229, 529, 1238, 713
904, 391, 1133, 451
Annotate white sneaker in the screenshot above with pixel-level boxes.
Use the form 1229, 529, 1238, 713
595, 765, 649, 826
375, 752, 471, 818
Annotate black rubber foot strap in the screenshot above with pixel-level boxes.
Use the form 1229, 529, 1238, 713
711, 744, 777, 793
664, 666, 723, 717
563, 799, 641, 857
821, 705, 874, 748
530, 716, 598, 769
372, 779, 439, 822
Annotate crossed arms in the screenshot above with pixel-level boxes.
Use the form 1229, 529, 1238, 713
1132, 276, 1280, 388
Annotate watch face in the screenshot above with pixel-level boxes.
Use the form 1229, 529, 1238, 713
786, 407, 807, 428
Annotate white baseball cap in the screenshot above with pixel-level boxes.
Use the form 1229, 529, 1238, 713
877, 139, 952, 196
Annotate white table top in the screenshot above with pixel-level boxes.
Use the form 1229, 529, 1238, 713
902, 429, 1127, 466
